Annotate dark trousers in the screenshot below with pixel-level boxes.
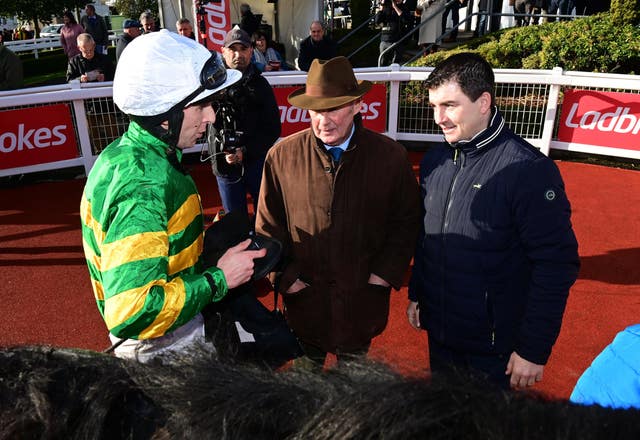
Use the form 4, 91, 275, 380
547, 0, 573, 21
428, 336, 511, 389
476, 6, 488, 35
442, 3, 460, 39
215, 157, 264, 220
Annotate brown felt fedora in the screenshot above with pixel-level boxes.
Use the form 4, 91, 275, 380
288, 56, 372, 111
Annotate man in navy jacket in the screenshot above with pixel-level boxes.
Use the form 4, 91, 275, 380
408, 53, 579, 390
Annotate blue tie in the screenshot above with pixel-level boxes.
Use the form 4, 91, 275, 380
328, 147, 343, 163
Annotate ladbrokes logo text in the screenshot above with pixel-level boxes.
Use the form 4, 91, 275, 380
557, 90, 640, 152
0, 124, 68, 152
197, 0, 230, 53
1, 104, 78, 170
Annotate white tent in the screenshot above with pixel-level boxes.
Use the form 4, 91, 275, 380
159, 0, 323, 65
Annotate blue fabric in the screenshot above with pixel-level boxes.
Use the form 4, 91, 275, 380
328, 147, 343, 162
216, 157, 265, 219
570, 324, 640, 409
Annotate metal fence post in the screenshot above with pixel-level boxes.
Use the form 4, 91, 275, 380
387, 63, 401, 140
70, 83, 97, 174
540, 67, 564, 156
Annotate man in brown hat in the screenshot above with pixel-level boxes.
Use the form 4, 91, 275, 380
255, 56, 421, 369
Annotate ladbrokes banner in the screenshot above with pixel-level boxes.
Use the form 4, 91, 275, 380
273, 83, 388, 137
194, 0, 232, 53
0, 104, 78, 170
557, 89, 640, 151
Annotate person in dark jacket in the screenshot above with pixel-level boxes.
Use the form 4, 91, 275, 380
297, 21, 337, 71
115, 19, 141, 62
0, 33, 23, 90
374, 0, 412, 66
212, 28, 281, 222
239, 3, 260, 38
80, 3, 109, 54
139, 10, 159, 34
176, 17, 196, 40
66, 33, 114, 82
407, 52, 579, 390
256, 56, 421, 371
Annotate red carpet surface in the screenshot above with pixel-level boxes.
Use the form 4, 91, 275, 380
1, 155, 638, 400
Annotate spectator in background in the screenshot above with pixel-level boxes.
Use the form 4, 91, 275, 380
405, 0, 420, 42
514, 0, 528, 26
176, 18, 195, 39
525, 0, 547, 25
416, 0, 444, 54
239, 3, 260, 38
60, 11, 85, 60
374, 0, 412, 66
80, 4, 109, 54
23, 25, 35, 39
67, 33, 116, 153
442, 0, 466, 42
140, 10, 158, 34
251, 29, 287, 72
0, 32, 23, 90
297, 20, 337, 71
116, 19, 141, 62
2, 28, 13, 42
66, 33, 114, 83
13, 27, 26, 41
546, 0, 571, 21
475, 0, 489, 35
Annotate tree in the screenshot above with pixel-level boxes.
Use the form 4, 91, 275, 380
0, 0, 85, 36
113, 0, 159, 21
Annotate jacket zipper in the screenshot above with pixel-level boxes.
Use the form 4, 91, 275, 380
486, 290, 496, 349
441, 149, 463, 234
439, 148, 464, 341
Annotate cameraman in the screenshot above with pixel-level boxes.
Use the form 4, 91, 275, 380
213, 27, 281, 222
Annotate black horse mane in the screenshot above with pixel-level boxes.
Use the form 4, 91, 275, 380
1, 345, 638, 440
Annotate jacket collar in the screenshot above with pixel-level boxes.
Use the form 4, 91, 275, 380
449, 107, 505, 153
125, 121, 186, 172
124, 121, 171, 154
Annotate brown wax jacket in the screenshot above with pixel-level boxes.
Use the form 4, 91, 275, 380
256, 120, 421, 352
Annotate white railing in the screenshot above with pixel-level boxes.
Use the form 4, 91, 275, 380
1, 66, 638, 178
6, 33, 122, 57
5, 37, 62, 58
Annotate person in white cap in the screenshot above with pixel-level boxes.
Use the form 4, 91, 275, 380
80, 30, 266, 363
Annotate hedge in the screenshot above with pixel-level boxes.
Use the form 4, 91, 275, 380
411, 13, 640, 74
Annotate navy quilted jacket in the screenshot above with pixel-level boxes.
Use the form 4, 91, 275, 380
409, 109, 580, 365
